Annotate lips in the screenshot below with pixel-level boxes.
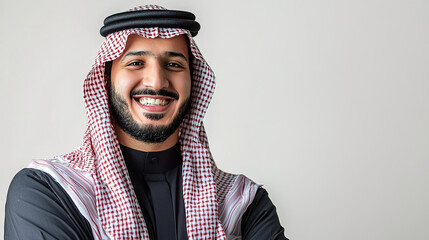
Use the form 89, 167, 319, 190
134, 96, 174, 112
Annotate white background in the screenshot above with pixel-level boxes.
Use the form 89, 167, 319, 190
1, 0, 428, 239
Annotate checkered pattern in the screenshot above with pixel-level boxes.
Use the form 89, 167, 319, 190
57, 5, 259, 240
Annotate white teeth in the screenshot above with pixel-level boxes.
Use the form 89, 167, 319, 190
138, 97, 168, 106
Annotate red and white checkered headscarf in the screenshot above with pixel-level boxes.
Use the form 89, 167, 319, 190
55, 5, 258, 240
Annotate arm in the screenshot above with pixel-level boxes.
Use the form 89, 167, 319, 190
241, 187, 288, 240
4, 168, 94, 240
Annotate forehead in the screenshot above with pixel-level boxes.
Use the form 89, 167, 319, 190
121, 34, 189, 57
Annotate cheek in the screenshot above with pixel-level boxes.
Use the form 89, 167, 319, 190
111, 72, 138, 97
177, 81, 191, 100
171, 74, 191, 99
166, 72, 191, 99
183, 79, 192, 97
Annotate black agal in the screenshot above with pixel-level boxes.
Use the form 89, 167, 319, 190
100, 10, 201, 37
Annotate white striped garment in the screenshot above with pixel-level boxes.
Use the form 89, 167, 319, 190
29, 157, 259, 239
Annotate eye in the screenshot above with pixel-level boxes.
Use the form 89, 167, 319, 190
127, 61, 144, 67
165, 62, 184, 70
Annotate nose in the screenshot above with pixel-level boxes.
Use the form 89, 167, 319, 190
142, 60, 169, 90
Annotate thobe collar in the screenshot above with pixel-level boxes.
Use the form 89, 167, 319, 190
120, 143, 182, 174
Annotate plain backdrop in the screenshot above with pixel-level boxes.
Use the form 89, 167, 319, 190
1, 0, 428, 239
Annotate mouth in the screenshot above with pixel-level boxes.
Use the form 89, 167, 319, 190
133, 95, 175, 113
138, 97, 171, 106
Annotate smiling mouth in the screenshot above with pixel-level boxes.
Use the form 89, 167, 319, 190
138, 97, 171, 106
133, 96, 175, 113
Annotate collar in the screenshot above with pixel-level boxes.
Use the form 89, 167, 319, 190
120, 143, 182, 174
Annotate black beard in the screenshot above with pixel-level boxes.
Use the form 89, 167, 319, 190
108, 84, 190, 143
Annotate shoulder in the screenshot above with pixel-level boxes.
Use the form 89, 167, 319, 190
243, 187, 277, 219
6, 167, 77, 206
6, 168, 71, 219
7, 168, 56, 201
214, 169, 260, 204
241, 187, 288, 240
6, 168, 63, 221
5, 168, 93, 240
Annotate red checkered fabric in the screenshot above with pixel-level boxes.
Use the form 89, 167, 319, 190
58, 5, 258, 239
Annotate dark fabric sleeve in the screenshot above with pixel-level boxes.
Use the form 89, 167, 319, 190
4, 168, 94, 240
241, 187, 288, 240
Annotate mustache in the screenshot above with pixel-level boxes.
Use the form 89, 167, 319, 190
130, 88, 179, 100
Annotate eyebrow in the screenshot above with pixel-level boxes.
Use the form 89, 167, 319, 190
164, 51, 188, 62
121, 51, 188, 62
121, 51, 151, 62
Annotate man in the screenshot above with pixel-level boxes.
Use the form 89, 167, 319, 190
5, 5, 287, 240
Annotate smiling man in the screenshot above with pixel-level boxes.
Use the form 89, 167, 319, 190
5, 5, 287, 240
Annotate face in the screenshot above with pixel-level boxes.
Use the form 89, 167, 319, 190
108, 34, 191, 143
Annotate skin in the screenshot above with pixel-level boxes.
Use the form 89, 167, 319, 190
110, 34, 191, 152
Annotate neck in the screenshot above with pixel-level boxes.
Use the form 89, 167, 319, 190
113, 124, 179, 152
